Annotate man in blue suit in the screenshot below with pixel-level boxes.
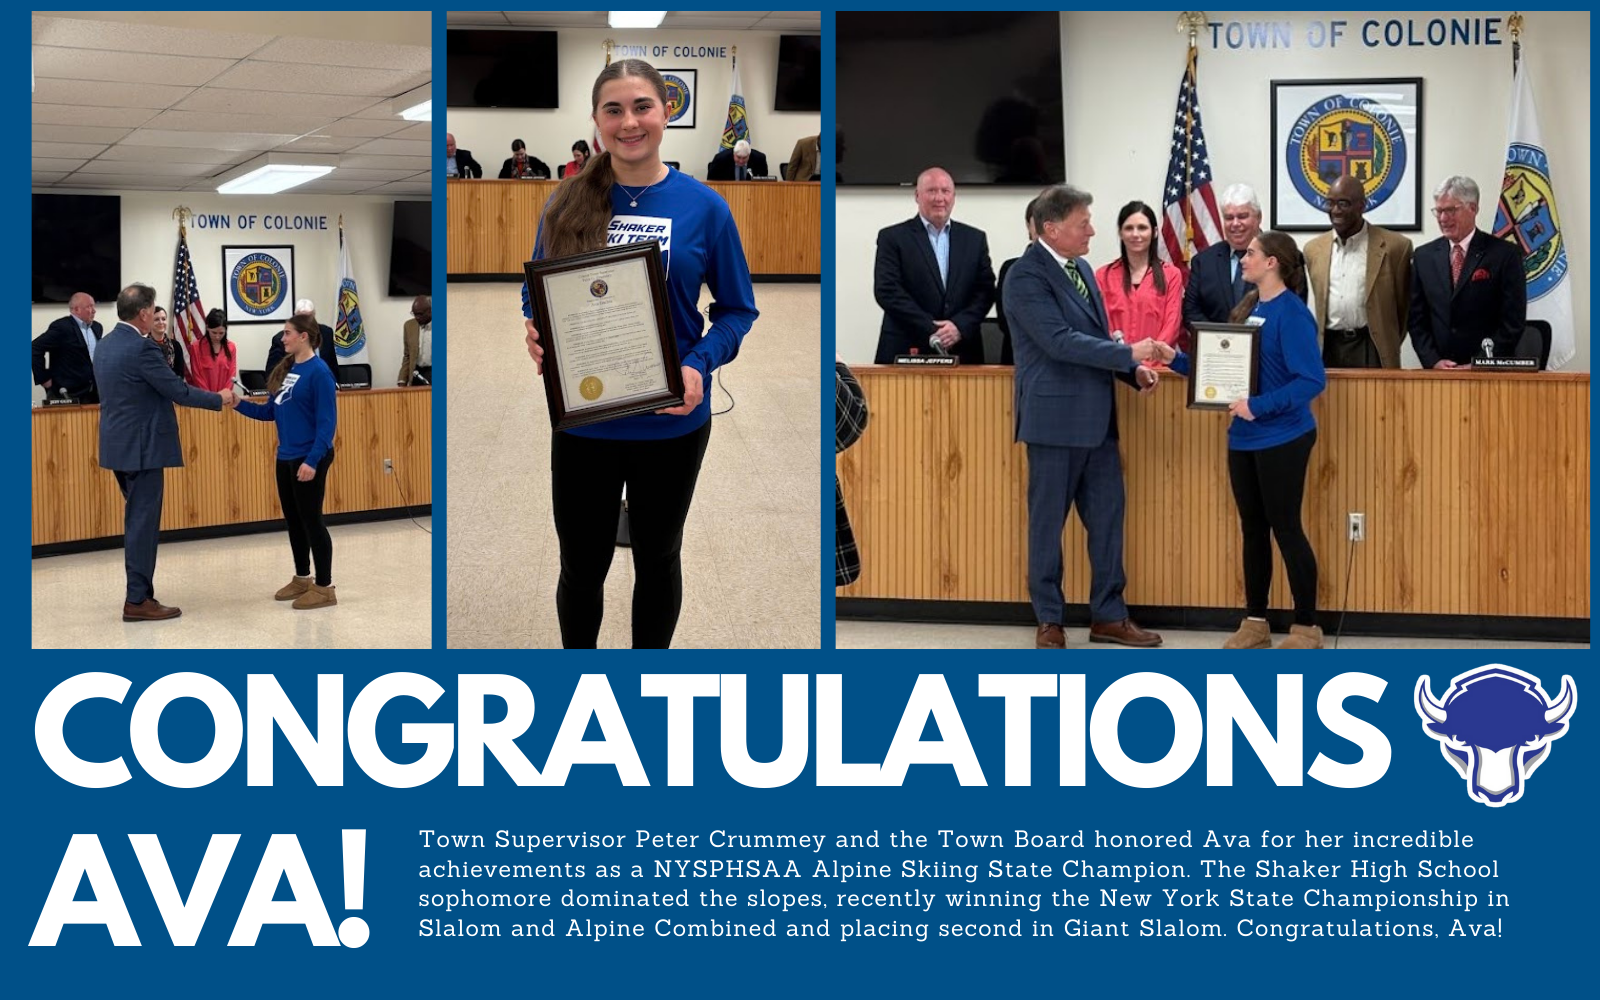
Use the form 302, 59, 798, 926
94, 283, 233, 621
1002, 185, 1168, 648
1182, 183, 1263, 330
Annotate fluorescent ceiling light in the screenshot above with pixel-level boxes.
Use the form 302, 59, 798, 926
609, 11, 666, 29
394, 84, 433, 121
215, 153, 337, 195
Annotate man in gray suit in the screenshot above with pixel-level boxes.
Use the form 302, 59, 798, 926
94, 283, 234, 621
1002, 184, 1169, 648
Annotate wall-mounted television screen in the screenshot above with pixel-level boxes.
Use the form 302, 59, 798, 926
33, 194, 122, 303
388, 200, 431, 298
447, 30, 558, 109
775, 34, 821, 112
837, 12, 1064, 186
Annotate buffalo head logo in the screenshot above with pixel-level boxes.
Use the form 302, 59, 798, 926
1415, 666, 1576, 807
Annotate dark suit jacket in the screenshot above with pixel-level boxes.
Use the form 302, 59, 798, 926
873, 217, 996, 365
94, 323, 221, 471
266, 324, 338, 381
1408, 230, 1527, 367
499, 155, 551, 179
451, 149, 483, 179
1003, 242, 1138, 448
33, 315, 103, 393
1182, 240, 1252, 327
994, 254, 1024, 365
706, 148, 770, 180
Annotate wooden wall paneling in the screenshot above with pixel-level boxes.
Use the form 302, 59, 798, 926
838, 368, 1589, 620
32, 389, 431, 546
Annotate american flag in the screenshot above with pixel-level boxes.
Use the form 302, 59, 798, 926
170, 222, 207, 369
1158, 48, 1223, 272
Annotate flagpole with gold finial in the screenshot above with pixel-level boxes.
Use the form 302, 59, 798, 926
604, 38, 613, 67
1508, 11, 1523, 73
1176, 12, 1207, 263
172, 204, 192, 235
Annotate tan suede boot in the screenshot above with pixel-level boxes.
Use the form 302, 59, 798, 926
1276, 624, 1324, 649
1222, 618, 1272, 649
292, 583, 337, 610
275, 576, 312, 601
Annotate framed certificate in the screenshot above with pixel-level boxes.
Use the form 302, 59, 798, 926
1186, 322, 1260, 410
524, 241, 684, 431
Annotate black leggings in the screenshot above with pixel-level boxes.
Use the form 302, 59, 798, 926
1228, 430, 1318, 624
275, 450, 334, 586
550, 421, 712, 648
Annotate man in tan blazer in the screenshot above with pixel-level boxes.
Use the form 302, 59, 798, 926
786, 134, 820, 182
1303, 174, 1413, 368
396, 295, 431, 386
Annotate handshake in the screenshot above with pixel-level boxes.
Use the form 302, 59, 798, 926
1127, 337, 1177, 364
219, 387, 239, 408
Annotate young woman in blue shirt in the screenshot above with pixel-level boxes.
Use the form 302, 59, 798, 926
523, 59, 758, 648
233, 313, 340, 609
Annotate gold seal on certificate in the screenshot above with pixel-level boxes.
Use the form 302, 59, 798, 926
1186, 322, 1261, 411
525, 241, 684, 430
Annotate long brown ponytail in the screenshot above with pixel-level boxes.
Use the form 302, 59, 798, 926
1227, 230, 1307, 323
538, 59, 670, 259
268, 314, 320, 394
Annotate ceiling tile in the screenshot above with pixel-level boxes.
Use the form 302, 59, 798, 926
347, 137, 429, 156
318, 117, 415, 138
33, 78, 194, 110
32, 172, 70, 184
33, 104, 161, 128
249, 37, 431, 73
122, 129, 297, 151
31, 15, 272, 57
279, 135, 368, 154
287, 178, 384, 194
322, 167, 425, 182
34, 141, 110, 159
207, 61, 424, 98
76, 159, 221, 178
95, 145, 252, 165
387, 122, 432, 141
144, 109, 339, 135
445, 12, 512, 25
33, 157, 87, 172
33, 45, 236, 87
174, 89, 375, 117
339, 154, 429, 171
367, 181, 432, 196
31, 124, 132, 145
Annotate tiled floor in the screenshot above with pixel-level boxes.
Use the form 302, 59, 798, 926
835, 621, 1588, 650
32, 518, 433, 649
447, 281, 821, 649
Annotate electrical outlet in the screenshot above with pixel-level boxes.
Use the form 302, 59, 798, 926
1348, 512, 1366, 542
383, 458, 393, 475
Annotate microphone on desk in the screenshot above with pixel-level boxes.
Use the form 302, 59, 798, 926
929, 334, 949, 356
414, 371, 430, 386
1481, 338, 1495, 359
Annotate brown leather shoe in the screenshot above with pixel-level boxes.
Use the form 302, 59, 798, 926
123, 599, 181, 622
1035, 623, 1066, 649
1089, 618, 1163, 647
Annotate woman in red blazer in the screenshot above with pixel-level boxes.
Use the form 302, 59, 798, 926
1095, 201, 1185, 366
186, 307, 238, 392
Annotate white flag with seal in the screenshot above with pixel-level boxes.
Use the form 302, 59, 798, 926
335, 220, 370, 367
1492, 54, 1574, 369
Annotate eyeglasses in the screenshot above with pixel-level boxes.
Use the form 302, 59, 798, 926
1431, 206, 1468, 218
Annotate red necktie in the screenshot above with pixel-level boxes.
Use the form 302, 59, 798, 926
1450, 243, 1465, 287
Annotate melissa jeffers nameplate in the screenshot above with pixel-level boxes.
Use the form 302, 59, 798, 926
525, 240, 683, 430
1187, 321, 1261, 411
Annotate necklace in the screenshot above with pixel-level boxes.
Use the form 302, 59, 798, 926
616, 180, 658, 208
615, 166, 668, 207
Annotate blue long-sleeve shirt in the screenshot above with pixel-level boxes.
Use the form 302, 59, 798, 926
523, 167, 759, 440
1173, 290, 1325, 450
235, 355, 338, 465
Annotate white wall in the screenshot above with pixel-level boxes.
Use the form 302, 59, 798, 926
837, 10, 1591, 370
446, 28, 822, 181
30, 190, 427, 404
